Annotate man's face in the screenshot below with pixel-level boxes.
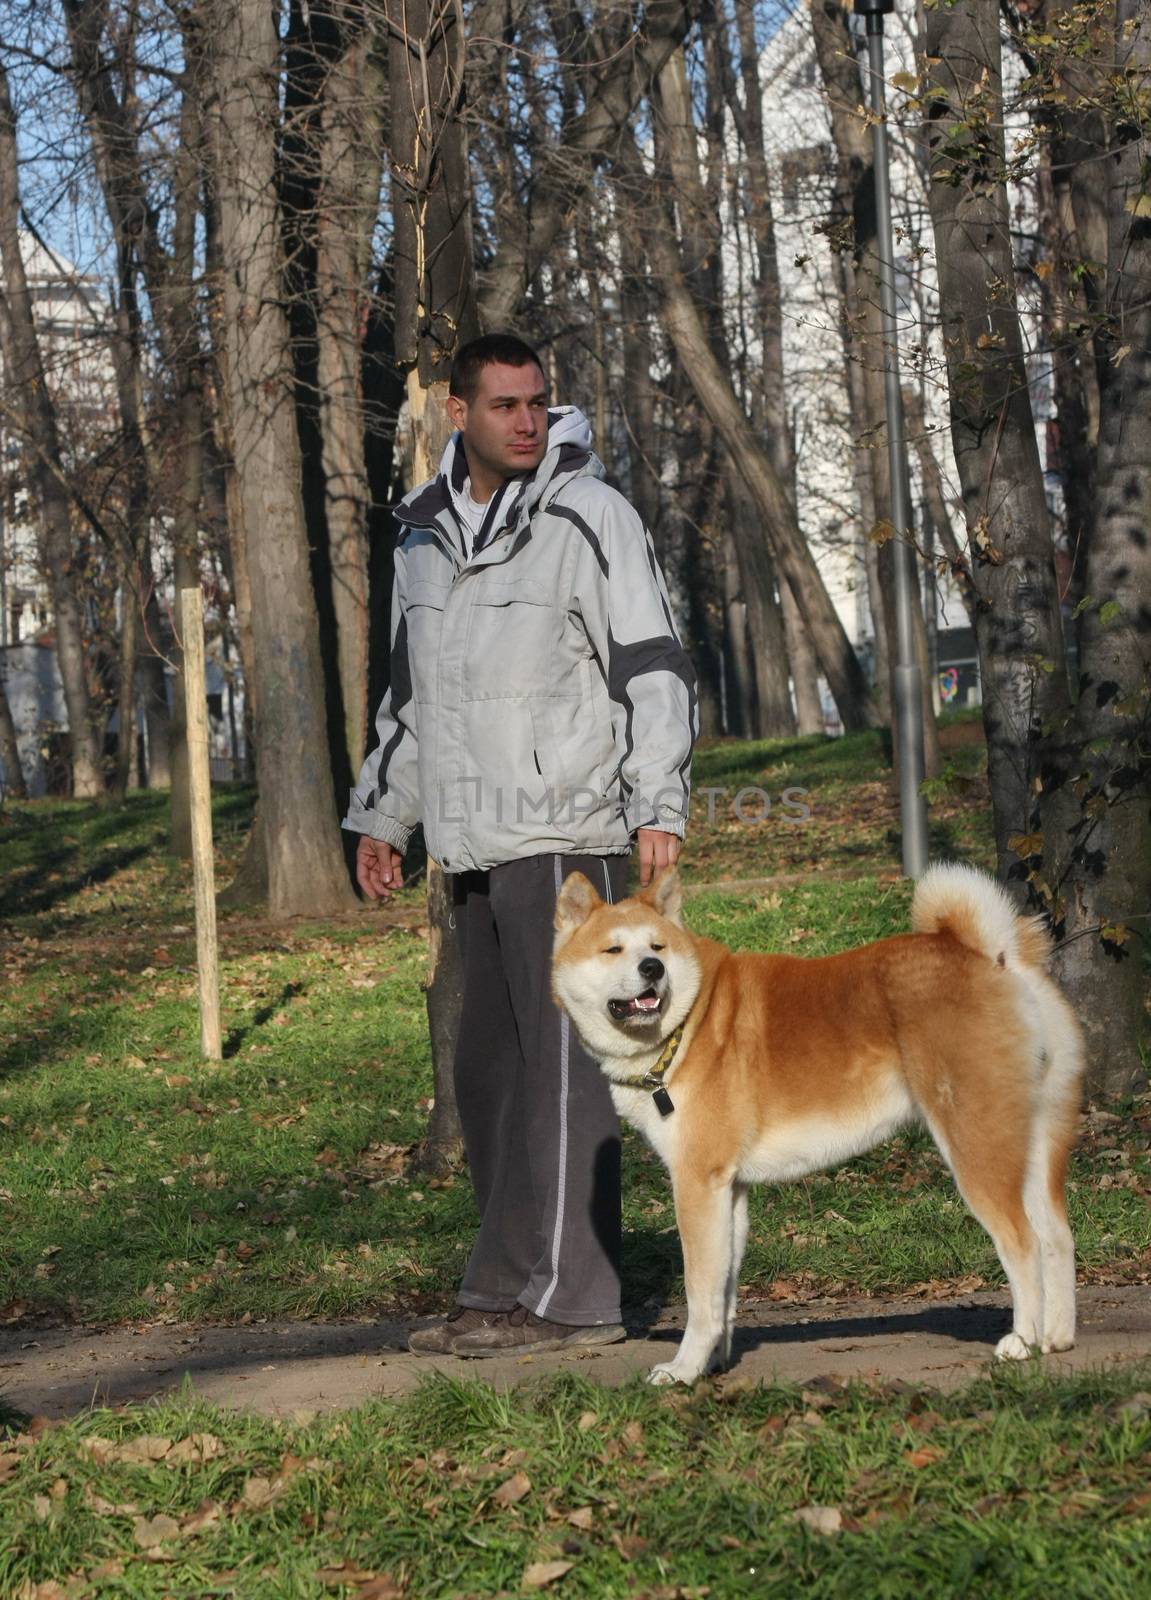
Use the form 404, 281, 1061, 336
447, 360, 549, 487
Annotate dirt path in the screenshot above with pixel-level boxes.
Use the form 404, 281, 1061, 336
2, 1286, 1147, 1419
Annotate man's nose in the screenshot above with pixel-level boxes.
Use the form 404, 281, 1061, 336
515, 406, 539, 433
638, 957, 664, 983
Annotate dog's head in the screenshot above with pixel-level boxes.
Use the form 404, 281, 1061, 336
552, 867, 700, 1060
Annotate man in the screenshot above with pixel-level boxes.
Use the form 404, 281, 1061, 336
345, 333, 696, 1356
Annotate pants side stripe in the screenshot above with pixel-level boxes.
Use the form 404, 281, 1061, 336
536, 855, 571, 1318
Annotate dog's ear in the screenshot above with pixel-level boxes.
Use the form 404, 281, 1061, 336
642, 865, 683, 927
555, 871, 601, 941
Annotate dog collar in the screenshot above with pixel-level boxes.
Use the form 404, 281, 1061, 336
615, 1023, 685, 1118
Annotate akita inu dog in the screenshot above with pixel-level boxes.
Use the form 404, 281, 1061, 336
552, 863, 1085, 1385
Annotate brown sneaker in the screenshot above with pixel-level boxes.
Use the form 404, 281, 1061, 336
407, 1305, 510, 1355
452, 1304, 626, 1358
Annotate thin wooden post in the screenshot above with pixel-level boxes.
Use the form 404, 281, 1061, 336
179, 587, 222, 1059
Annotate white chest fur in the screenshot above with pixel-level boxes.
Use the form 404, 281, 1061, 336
608, 1079, 682, 1166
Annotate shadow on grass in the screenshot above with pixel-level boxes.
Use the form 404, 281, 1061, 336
222, 983, 305, 1058
0, 842, 156, 922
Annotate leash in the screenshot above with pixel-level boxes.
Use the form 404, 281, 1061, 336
614, 1023, 685, 1118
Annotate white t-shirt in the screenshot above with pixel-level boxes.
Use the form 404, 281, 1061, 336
455, 482, 492, 561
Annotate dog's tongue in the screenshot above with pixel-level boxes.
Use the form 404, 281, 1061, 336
635, 992, 660, 1011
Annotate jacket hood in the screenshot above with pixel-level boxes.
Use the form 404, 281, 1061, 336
399, 406, 603, 548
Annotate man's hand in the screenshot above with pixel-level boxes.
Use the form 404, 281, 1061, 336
636, 827, 681, 887
356, 836, 404, 900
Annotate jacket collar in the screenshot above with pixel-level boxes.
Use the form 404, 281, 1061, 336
395, 407, 602, 568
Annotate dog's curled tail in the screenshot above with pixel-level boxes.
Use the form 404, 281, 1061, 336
911, 862, 1051, 970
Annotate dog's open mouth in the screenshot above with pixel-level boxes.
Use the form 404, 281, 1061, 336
608, 987, 662, 1021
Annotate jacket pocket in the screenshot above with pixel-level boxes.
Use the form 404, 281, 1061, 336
404, 580, 449, 703
461, 578, 563, 702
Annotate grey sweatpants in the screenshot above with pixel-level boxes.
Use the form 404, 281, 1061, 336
450, 853, 630, 1326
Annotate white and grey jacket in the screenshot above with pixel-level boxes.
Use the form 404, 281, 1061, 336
343, 408, 697, 872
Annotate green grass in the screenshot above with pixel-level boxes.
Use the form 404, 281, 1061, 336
1, 787, 1148, 1328
680, 719, 993, 884
2, 1365, 1150, 1597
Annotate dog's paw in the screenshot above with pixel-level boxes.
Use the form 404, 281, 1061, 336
1040, 1336, 1075, 1354
994, 1331, 1035, 1362
646, 1363, 693, 1386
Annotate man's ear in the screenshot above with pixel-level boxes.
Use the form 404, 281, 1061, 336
641, 865, 683, 927
445, 391, 467, 432
554, 871, 601, 942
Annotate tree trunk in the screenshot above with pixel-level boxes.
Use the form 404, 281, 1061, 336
0, 61, 103, 798
1039, 0, 1150, 1096
313, 20, 383, 781
387, 0, 481, 1164
780, 582, 825, 735
614, 135, 879, 732
729, 479, 795, 738
138, 577, 172, 789
922, 0, 1070, 876
111, 561, 139, 802
0, 667, 27, 799
903, 384, 975, 624
209, 0, 355, 918
618, 228, 661, 534
811, 0, 940, 773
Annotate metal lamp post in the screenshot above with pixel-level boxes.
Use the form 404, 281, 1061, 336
854, 0, 929, 878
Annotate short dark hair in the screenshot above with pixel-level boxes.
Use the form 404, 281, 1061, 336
449, 333, 545, 402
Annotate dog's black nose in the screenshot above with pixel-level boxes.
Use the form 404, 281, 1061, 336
638, 957, 664, 982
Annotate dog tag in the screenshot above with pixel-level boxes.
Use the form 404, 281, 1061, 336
652, 1086, 675, 1118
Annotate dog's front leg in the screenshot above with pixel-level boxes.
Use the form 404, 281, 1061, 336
649, 1171, 736, 1386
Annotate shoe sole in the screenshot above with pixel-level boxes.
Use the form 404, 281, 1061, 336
453, 1325, 627, 1360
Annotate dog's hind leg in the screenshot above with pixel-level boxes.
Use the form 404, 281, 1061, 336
922, 1111, 1044, 1361
720, 1183, 750, 1370
1025, 1019, 1082, 1352
649, 1170, 736, 1386
1024, 1120, 1076, 1353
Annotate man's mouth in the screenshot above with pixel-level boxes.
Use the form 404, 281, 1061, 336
608, 987, 662, 1021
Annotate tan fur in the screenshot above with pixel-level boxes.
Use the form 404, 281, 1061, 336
553, 866, 1086, 1384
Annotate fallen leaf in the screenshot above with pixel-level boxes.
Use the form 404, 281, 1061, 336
793, 1504, 843, 1536
167, 1432, 225, 1465
905, 1446, 946, 1469
181, 1499, 224, 1536
132, 1513, 182, 1549
239, 1474, 282, 1511
357, 1579, 406, 1599
576, 1411, 598, 1432
522, 1560, 575, 1590
611, 1533, 649, 1561
493, 1470, 532, 1507
83, 1484, 139, 1515
566, 1506, 594, 1530
116, 1434, 174, 1464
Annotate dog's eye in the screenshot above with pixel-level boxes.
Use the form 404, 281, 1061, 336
650, 943, 665, 952
604, 946, 623, 955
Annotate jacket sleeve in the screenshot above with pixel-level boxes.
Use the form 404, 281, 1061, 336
566, 483, 698, 838
343, 569, 421, 852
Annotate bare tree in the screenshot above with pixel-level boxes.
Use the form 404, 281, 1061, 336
1037, 0, 1150, 1095
208, 0, 355, 917
0, 57, 104, 799
0, 667, 27, 799
613, 128, 879, 732
922, 0, 1069, 872
386, 0, 479, 1168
